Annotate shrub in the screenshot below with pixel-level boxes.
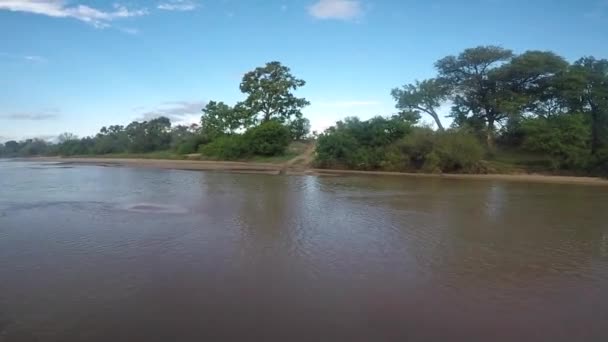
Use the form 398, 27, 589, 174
199, 135, 250, 160
244, 121, 291, 156
399, 128, 435, 169
521, 114, 590, 170
175, 135, 208, 155
314, 131, 360, 168
399, 129, 484, 173
434, 131, 484, 172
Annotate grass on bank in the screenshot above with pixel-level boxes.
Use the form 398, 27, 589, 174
68, 142, 313, 165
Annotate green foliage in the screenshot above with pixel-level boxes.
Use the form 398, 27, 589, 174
287, 117, 311, 141
391, 78, 449, 130
399, 129, 484, 173
239, 61, 310, 124
315, 117, 484, 173
93, 125, 129, 154
199, 135, 250, 160
244, 120, 291, 156
201, 101, 246, 138
314, 116, 413, 170
434, 131, 485, 172
521, 114, 591, 169
126, 117, 172, 153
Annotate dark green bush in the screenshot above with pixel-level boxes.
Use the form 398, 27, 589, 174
434, 131, 485, 172
314, 116, 412, 169
199, 135, 250, 160
244, 121, 291, 156
398, 129, 483, 173
175, 135, 208, 155
521, 114, 591, 170
399, 128, 436, 169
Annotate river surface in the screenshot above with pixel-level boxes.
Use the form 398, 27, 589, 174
1, 160, 607, 341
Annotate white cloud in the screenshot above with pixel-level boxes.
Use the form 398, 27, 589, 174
0, 1, 148, 28
308, 0, 362, 20
157, 0, 198, 11
136, 100, 206, 125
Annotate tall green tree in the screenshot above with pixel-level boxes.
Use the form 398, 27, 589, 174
436, 46, 514, 146
565, 57, 608, 154
391, 79, 449, 130
239, 61, 310, 124
497, 51, 569, 117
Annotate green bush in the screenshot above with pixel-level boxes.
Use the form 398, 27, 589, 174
314, 116, 412, 169
199, 135, 250, 160
314, 131, 360, 168
399, 128, 435, 169
398, 129, 484, 173
244, 121, 291, 156
175, 135, 208, 155
435, 131, 485, 172
521, 114, 591, 170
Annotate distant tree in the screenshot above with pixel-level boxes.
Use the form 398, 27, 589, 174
57, 132, 79, 143
200, 101, 246, 137
436, 46, 514, 146
126, 117, 172, 153
3, 140, 19, 154
391, 78, 449, 130
19, 139, 49, 156
239, 61, 310, 124
94, 125, 128, 154
564, 57, 608, 154
287, 117, 311, 141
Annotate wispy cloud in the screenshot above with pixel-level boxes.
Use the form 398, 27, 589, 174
1, 111, 59, 121
0, 1, 148, 28
136, 100, 206, 124
23, 55, 47, 62
308, 0, 363, 20
157, 0, 198, 11
117, 27, 140, 35
0, 52, 47, 63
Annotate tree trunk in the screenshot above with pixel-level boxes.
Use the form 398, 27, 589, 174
430, 111, 445, 131
486, 119, 495, 148
591, 109, 600, 155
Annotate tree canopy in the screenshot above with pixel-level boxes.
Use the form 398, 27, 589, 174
238, 61, 310, 124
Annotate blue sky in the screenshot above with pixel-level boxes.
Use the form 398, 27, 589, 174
1, 0, 607, 142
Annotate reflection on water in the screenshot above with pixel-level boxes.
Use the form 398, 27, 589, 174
1, 161, 608, 341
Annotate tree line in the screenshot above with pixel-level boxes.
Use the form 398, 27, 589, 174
1, 46, 607, 175
317, 46, 608, 175
0, 61, 311, 160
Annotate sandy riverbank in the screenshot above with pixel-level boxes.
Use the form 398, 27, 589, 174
30, 157, 284, 175
24, 156, 608, 186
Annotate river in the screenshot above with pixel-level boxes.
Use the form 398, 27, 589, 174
1, 160, 607, 341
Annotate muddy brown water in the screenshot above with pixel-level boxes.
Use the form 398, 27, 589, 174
1, 160, 607, 341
